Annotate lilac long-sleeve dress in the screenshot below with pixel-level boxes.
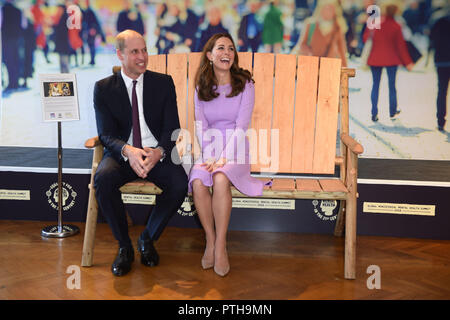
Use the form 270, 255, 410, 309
188, 81, 266, 196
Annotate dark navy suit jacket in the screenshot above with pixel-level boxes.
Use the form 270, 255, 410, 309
93, 69, 180, 163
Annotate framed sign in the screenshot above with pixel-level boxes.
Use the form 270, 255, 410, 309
39, 73, 80, 122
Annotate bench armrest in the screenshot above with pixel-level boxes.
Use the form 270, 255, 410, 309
341, 133, 363, 155
85, 136, 102, 149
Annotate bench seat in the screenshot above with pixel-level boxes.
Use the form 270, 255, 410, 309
118, 178, 349, 200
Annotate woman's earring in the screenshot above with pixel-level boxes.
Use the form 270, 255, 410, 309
209, 60, 213, 65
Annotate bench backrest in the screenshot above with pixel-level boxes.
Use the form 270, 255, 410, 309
147, 53, 348, 176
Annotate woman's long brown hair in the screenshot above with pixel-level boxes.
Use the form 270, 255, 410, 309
194, 33, 254, 101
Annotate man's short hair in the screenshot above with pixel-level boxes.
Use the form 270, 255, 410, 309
115, 29, 144, 52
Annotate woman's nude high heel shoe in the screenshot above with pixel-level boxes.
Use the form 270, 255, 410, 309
214, 264, 230, 277
214, 250, 230, 277
201, 255, 214, 269
201, 245, 214, 269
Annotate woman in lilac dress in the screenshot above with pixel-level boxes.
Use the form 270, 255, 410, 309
188, 33, 266, 277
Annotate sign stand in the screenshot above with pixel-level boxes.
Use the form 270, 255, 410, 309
41, 122, 79, 238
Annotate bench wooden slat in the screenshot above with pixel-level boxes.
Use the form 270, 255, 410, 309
318, 179, 348, 193
313, 57, 342, 174
167, 53, 188, 130
238, 52, 253, 74
272, 54, 297, 173
188, 53, 202, 157
296, 179, 322, 192
231, 187, 347, 200
147, 54, 166, 74
253, 177, 272, 190
291, 56, 319, 173
271, 178, 296, 191
119, 184, 348, 200
117, 178, 347, 197
167, 53, 189, 156
251, 53, 275, 173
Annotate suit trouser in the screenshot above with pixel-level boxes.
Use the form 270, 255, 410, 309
94, 155, 188, 248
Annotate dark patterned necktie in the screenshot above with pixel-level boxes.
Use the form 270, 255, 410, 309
132, 80, 142, 149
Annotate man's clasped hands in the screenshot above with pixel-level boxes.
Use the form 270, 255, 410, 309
124, 144, 227, 178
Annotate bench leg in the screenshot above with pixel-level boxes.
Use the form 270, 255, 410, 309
81, 186, 98, 267
344, 194, 356, 279
344, 151, 358, 279
334, 200, 346, 237
82, 145, 103, 267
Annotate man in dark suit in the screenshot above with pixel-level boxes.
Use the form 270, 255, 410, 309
93, 29, 188, 276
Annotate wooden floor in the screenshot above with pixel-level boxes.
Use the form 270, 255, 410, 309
1, 220, 450, 300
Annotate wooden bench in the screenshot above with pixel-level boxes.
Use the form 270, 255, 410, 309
81, 52, 362, 279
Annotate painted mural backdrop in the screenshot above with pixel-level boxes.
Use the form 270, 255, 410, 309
1, 0, 449, 161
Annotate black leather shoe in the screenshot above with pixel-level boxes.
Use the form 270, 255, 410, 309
137, 238, 159, 267
371, 114, 379, 122
111, 247, 134, 276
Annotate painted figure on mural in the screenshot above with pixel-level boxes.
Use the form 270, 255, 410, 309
363, 0, 414, 122
31, 0, 51, 64
117, 0, 145, 35
428, 2, 450, 132
262, 1, 284, 53
155, 2, 183, 54
350, 0, 376, 59
292, 0, 348, 67
51, 3, 72, 73
81, 0, 106, 65
238, 0, 263, 52
197, 4, 229, 52
68, 0, 84, 67
178, 0, 201, 52
1, 0, 23, 91
21, 12, 37, 89
155, 0, 201, 53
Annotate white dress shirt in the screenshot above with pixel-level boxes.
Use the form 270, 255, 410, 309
121, 70, 159, 149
